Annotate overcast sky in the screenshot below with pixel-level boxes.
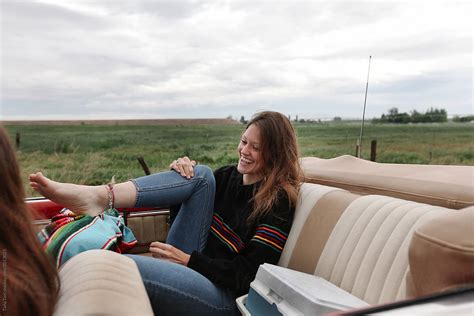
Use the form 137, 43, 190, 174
0, 0, 472, 120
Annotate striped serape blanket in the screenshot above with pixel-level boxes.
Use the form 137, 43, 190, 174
38, 208, 137, 267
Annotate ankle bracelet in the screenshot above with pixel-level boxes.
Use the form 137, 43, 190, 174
106, 183, 115, 210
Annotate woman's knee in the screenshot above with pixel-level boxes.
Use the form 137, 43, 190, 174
193, 165, 215, 187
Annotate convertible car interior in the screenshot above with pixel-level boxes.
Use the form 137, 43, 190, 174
31, 155, 474, 315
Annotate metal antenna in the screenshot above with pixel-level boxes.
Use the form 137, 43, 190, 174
357, 55, 372, 158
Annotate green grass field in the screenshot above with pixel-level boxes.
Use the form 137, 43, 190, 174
3, 122, 473, 197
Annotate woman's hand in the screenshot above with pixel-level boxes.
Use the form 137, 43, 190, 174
149, 241, 191, 266
169, 156, 196, 179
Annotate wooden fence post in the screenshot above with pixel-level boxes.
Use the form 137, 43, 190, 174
370, 139, 377, 162
16, 133, 20, 149
137, 157, 151, 175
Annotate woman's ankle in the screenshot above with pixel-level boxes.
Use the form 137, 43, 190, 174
109, 181, 137, 209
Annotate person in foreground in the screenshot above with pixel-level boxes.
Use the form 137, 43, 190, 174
29, 111, 302, 315
0, 126, 59, 316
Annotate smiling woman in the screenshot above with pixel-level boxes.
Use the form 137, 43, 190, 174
239, 112, 302, 224
28, 111, 303, 315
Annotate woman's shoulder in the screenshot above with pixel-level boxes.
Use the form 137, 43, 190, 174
261, 190, 295, 224
213, 165, 243, 195
213, 164, 239, 179
214, 164, 237, 173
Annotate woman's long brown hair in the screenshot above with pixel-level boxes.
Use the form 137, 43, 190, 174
246, 111, 303, 223
0, 126, 59, 316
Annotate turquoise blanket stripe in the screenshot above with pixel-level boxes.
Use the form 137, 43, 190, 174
38, 208, 137, 267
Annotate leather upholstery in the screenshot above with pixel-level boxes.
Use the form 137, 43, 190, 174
54, 249, 153, 315
408, 206, 474, 297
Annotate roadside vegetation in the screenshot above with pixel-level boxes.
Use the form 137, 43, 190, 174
372, 107, 448, 124
3, 122, 473, 197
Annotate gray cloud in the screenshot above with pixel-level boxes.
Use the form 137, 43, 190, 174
1, 0, 472, 120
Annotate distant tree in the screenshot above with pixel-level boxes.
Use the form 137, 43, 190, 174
239, 116, 247, 124
376, 107, 448, 124
425, 107, 447, 122
438, 108, 447, 122
377, 113, 388, 123
333, 116, 342, 122
399, 112, 411, 123
410, 110, 423, 123
385, 107, 410, 123
388, 107, 399, 117
453, 115, 474, 122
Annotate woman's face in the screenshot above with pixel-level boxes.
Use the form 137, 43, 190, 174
237, 124, 265, 185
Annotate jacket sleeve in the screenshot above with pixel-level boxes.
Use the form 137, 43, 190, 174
187, 193, 294, 296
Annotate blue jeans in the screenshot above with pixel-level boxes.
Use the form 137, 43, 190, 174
128, 165, 239, 315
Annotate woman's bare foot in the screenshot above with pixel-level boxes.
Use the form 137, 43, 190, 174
29, 172, 108, 217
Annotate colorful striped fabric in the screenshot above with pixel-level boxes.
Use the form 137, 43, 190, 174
210, 213, 245, 253
251, 224, 288, 253
38, 208, 137, 268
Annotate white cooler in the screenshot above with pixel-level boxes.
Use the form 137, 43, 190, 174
237, 264, 369, 316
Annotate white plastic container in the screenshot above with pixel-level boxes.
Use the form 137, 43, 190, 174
237, 264, 369, 316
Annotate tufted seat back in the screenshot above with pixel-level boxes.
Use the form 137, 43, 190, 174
314, 195, 448, 304
279, 183, 450, 305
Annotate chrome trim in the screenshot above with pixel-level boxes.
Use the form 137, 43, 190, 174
33, 219, 51, 226
25, 197, 49, 202
126, 210, 170, 218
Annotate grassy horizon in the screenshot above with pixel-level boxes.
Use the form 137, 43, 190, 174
3, 122, 473, 197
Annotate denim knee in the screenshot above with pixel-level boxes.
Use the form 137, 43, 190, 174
193, 165, 215, 188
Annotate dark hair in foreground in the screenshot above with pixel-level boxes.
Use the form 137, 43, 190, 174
246, 111, 303, 222
0, 126, 59, 316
